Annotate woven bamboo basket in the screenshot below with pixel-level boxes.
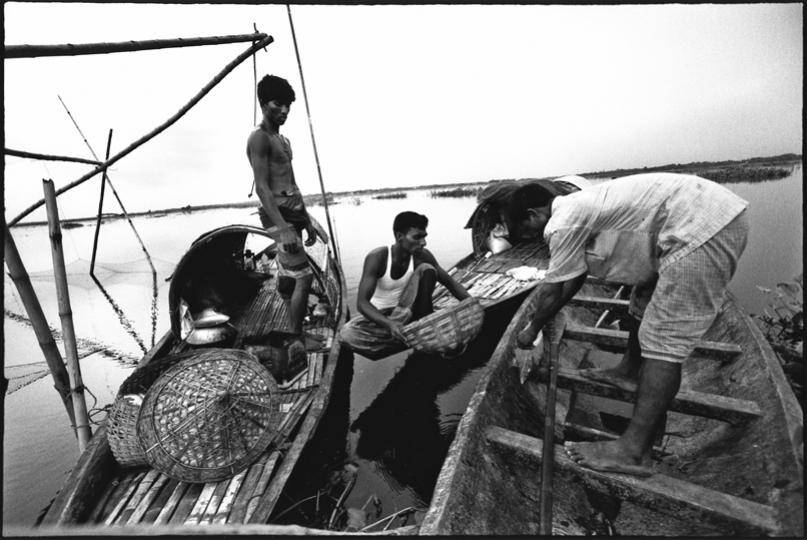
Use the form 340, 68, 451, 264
106, 351, 194, 468
107, 394, 148, 467
402, 297, 484, 354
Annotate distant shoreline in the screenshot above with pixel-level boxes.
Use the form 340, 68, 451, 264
12, 153, 801, 228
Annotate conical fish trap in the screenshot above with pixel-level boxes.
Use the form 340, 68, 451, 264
402, 297, 484, 354
137, 348, 281, 483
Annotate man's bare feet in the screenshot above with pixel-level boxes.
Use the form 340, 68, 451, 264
564, 440, 654, 477
576, 367, 638, 392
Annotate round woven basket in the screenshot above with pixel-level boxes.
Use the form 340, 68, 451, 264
107, 394, 148, 467
106, 351, 195, 468
402, 297, 484, 354
137, 348, 281, 483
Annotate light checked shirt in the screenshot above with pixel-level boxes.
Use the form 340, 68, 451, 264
543, 173, 748, 284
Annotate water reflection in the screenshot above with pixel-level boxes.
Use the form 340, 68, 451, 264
349, 311, 512, 506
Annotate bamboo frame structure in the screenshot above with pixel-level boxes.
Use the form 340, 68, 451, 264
43, 179, 93, 450
3, 221, 76, 428
5, 32, 268, 59
5, 148, 102, 165
9, 35, 274, 226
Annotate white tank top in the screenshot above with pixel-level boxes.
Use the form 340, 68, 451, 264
370, 246, 414, 310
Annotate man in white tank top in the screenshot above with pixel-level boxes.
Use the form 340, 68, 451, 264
339, 211, 470, 359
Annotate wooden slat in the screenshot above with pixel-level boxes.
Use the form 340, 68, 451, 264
486, 426, 779, 535
115, 469, 160, 524
244, 451, 282, 522
184, 482, 218, 525
569, 296, 630, 312
212, 469, 248, 524
198, 479, 231, 524
126, 473, 169, 524
227, 455, 270, 524
152, 481, 189, 525
563, 323, 742, 361
103, 471, 146, 525
545, 368, 762, 424
168, 482, 204, 524
141, 478, 180, 524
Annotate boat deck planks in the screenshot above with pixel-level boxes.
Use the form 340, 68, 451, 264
485, 426, 780, 536
543, 368, 763, 424
433, 241, 550, 309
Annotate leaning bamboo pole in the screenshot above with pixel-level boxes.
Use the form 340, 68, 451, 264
4, 148, 102, 165
43, 179, 92, 451
5, 32, 268, 59
3, 220, 76, 429
9, 35, 274, 226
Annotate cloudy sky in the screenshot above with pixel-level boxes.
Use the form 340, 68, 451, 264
4, 3, 802, 223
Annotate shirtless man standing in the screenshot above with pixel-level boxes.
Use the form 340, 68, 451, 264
246, 74, 323, 372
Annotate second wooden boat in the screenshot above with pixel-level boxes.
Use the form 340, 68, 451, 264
39, 223, 350, 532
421, 278, 804, 535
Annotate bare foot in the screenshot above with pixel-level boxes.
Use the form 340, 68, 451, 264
576, 367, 638, 392
564, 440, 654, 477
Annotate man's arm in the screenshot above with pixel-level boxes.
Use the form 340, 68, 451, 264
247, 132, 298, 252
419, 249, 470, 300
516, 272, 587, 348
356, 248, 406, 341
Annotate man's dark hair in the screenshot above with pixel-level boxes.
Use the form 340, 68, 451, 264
393, 211, 428, 235
507, 184, 555, 224
257, 75, 296, 106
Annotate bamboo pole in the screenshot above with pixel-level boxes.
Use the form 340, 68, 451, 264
3, 220, 76, 428
5, 32, 268, 59
90, 129, 113, 273
538, 311, 566, 535
9, 35, 274, 226
4, 148, 102, 165
286, 6, 340, 264
43, 179, 92, 450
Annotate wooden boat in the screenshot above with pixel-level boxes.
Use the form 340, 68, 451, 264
430, 177, 586, 315
421, 276, 804, 535
39, 223, 351, 532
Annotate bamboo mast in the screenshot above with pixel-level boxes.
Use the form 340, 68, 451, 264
9, 35, 274, 227
43, 179, 92, 451
4, 148, 102, 165
5, 32, 268, 59
286, 5, 341, 264
3, 221, 77, 429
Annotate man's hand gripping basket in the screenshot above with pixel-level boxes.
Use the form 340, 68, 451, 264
402, 297, 484, 355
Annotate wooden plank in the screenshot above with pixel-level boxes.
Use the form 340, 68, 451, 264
569, 295, 630, 311
198, 479, 231, 524
115, 469, 160, 524
103, 471, 146, 525
184, 482, 218, 525
212, 469, 248, 524
152, 481, 188, 525
86, 477, 123, 523
486, 426, 779, 535
547, 368, 762, 424
244, 451, 282, 522
126, 473, 169, 524
563, 323, 742, 361
167, 482, 204, 525
141, 477, 180, 524
227, 456, 269, 524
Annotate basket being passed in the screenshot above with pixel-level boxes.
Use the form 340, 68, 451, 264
401, 297, 484, 354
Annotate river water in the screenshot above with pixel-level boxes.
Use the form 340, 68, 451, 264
3, 166, 802, 530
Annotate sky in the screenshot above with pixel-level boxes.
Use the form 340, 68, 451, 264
3, 3, 803, 223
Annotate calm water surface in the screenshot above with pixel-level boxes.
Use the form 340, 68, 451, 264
3, 168, 802, 529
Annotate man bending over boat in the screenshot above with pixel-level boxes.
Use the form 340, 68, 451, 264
340, 211, 471, 360
509, 173, 748, 476
247, 74, 325, 371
